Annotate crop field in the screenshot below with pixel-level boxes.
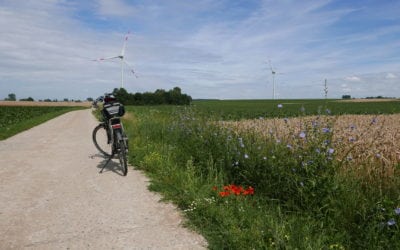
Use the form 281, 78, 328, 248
124, 99, 400, 249
0, 100, 91, 107
0, 105, 84, 140
223, 114, 400, 174
192, 99, 400, 120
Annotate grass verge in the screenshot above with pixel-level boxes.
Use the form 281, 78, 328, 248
123, 105, 400, 249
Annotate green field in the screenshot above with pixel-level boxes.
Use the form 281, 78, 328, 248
123, 99, 400, 249
192, 99, 400, 120
0, 106, 84, 140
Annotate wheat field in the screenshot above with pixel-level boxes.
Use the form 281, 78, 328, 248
223, 114, 400, 175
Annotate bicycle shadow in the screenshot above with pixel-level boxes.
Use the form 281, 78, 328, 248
90, 153, 125, 176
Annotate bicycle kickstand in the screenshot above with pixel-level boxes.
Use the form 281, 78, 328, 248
99, 154, 114, 174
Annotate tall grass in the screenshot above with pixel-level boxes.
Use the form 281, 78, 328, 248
123, 103, 400, 249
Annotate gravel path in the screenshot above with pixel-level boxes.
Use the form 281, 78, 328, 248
0, 109, 207, 249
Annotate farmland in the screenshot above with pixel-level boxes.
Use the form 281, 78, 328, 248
0, 105, 85, 140
192, 99, 400, 120
0, 100, 91, 107
123, 99, 400, 249
223, 114, 400, 172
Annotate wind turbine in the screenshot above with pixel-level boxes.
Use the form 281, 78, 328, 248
268, 60, 283, 100
93, 32, 137, 89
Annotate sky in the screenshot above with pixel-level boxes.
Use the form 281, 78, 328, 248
0, 0, 399, 100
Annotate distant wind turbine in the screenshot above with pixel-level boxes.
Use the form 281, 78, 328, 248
268, 60, 283, 100
93, 32, 137, 89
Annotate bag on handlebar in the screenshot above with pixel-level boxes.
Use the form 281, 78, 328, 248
102, 102, 125, 119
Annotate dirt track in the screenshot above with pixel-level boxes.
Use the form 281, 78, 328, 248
0, 109, 206, 249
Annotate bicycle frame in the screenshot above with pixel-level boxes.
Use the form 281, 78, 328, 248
105, 117, 125, 153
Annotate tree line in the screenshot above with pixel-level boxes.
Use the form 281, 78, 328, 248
3, 93, 93, 102
112, 87, 192, 105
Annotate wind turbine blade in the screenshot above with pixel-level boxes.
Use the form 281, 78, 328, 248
93, 56, 120, 61
268, 60, 274, 73
123, 60, 138, 78
120, 31, 130, 57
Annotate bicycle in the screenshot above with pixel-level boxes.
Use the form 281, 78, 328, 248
92, 101, 128, 176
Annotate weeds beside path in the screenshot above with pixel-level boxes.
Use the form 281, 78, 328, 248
125, 105, 400, 249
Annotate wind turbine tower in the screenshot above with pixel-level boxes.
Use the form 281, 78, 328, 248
269, 60, 282, 100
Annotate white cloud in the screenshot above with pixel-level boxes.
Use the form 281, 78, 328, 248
344, 76, 361, 82
386, 73, 397, 79
96, 0, 136, 17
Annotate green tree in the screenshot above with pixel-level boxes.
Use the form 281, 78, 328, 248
113, 88, 131, 104
342, 95, 351, 99
169, 87, 182, 104
154, 89, 167, 104
19, 97, 34, 101
5, 93, 16, 101
107, 86, 192, 106
133, 92, 143, 105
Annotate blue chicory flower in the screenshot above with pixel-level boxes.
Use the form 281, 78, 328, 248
322, 127, 331, 133
387, 218, 396, 226
312, 121, 318, 128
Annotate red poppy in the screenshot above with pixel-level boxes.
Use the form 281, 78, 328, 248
231, 185, 243, 195
219, 191, 230, 197
215, 184, 254, 197
243, 186, 255, 195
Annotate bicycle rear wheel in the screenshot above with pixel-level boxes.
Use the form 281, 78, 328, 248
92, 124, 112, 157
116, 131, 128, 176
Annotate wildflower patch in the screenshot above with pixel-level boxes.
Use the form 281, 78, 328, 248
213, 184, 255, 197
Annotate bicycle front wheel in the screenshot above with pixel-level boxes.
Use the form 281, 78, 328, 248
116, 131, 128, 176
92, 124, 112, 157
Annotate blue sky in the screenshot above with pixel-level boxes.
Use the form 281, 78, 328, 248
0, 0, 399, 100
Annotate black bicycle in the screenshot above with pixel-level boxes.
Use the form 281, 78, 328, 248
92, 102, 128, 176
